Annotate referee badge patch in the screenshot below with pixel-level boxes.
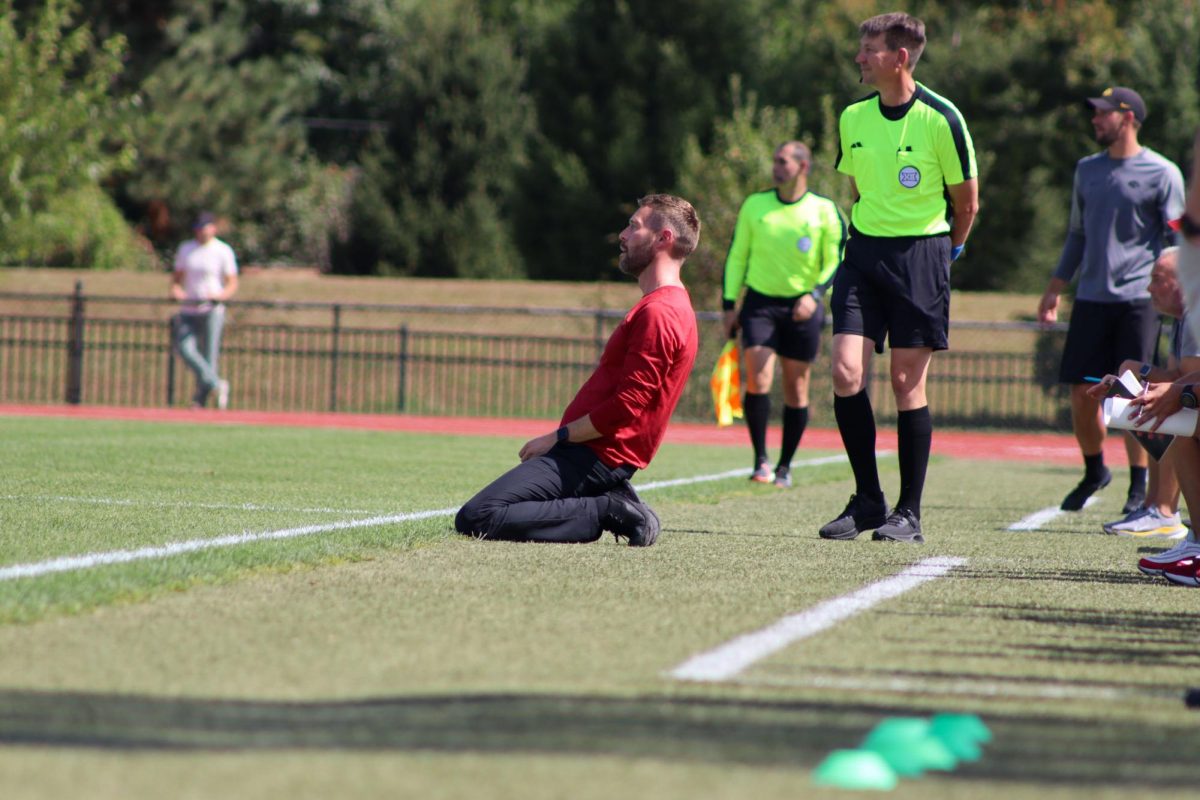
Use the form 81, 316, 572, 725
898, 166, 921, 188
796, 236, 813, 253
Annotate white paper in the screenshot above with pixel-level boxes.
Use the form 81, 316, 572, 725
1103, 397, 1199, 437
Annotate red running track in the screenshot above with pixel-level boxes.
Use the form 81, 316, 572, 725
1, 403, 1129, 467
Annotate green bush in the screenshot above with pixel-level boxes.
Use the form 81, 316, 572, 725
0, 185, 159, 271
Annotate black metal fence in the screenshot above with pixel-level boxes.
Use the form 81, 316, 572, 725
0, 283, 1073, 429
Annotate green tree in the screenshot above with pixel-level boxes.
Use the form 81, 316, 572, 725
517, 0, 771, 281
124, 0, 344, 266
328, 0, 535, 278
0, 0, 138, 266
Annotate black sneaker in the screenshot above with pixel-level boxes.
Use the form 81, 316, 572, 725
1061, 467, 1112, 511
819, 493, 888, 540
871, 508, 924, 544
603, 487, 660, 547
1123, 485, 1147, 515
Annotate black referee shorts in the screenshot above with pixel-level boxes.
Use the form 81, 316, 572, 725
738, 288, 824, 362
1058, 298, 1160, 384
831, 231, 951, 353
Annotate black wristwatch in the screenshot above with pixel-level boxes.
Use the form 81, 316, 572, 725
556, 425, 570, 444
1139, 362, 1153, 380
1181, 385, 1198, 410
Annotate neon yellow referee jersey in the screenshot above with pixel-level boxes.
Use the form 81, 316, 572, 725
835, 83, 976, 238
722, 189, 847, 308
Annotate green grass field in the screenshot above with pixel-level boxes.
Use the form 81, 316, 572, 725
2, 415, 1199, 799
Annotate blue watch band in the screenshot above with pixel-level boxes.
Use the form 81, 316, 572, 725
950, 244, 965, 262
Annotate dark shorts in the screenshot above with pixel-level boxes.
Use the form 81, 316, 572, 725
831, 231, 951, 353
1058, 299, 1161, 384
738, 288, 824, 362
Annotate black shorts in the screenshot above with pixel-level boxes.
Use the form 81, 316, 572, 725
738, 288, 824, 362
831, 231, 951, 353
1058, 299, 1161, 384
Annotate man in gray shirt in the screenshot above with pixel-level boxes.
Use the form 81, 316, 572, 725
1038, 87, 1185, 514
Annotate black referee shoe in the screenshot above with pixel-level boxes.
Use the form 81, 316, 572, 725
1061, 468, 1112, 511
819, 493, 888, 540
871, 508, 924, 544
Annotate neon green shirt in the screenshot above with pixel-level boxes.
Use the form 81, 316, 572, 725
835, 83, 976, 238
722, 189, 847, 308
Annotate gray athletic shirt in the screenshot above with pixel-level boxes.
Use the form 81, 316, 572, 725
1053, 148, 1185, 302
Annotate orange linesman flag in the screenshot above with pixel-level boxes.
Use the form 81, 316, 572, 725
710, 340, 743, 427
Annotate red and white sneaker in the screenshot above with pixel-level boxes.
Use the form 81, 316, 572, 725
1163, 558, 1200, 587
1136, 537, 1200, 577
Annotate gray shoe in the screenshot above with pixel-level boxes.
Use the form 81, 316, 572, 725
819, 493, 888, 540
871, 508, 924, 544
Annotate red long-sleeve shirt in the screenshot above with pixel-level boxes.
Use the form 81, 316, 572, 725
560, 285, 698, 469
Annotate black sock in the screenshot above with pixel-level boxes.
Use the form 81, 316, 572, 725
777, 406, 808, 471
1084, 453, 1106, 481
834, 390, 882, 502
744, 392, 770, 466
897, 406, 933, 517
1129, 466, 1148, 494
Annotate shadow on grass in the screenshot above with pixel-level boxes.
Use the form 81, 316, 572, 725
1, 688, 1199, 786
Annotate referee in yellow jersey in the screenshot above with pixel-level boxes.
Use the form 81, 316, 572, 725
818, 12, 978, 544
722, 142, 846, 488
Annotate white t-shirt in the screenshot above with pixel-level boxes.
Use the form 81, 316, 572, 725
174, 237, 238, 313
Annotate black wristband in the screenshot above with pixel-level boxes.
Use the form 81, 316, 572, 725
556, 425, 569, 444
1181, 213, 1200, 237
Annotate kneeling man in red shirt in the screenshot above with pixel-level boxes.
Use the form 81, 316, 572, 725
455, 194, 701, 546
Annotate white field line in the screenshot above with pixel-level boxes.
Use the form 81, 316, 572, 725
669, 556, 967, 683
1008, 496, 1098, 531
733, 671, 1175, 702
0, 453, 851, 583
0, 453, 860, 516
0, 495, 381, 515
0, 510, 457, 582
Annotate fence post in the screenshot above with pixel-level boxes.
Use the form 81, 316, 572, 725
166, 317, 176, 407
397, 324, 408, 412
65, 281, 85, 404
593, 311, 605, 361
329, 304, 341, 412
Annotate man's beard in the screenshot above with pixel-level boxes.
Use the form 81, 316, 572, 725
1094, 127, 1118, 147
618, 245, 652, 276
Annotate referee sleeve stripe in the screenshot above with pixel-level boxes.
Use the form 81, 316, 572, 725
918, 92, 974, 181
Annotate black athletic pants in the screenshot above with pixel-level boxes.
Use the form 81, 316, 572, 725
455, 443, 636, 543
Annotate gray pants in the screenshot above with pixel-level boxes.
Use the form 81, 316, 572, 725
173, 306, 225, 405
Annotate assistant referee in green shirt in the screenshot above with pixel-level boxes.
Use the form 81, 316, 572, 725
818, 12, 978, 545
722, 141, 846, 488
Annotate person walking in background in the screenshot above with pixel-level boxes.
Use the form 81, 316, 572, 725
721, 142, 846, 488
455, 195, 700, 546
818, 12, 978, 544
171, 212, 238, 410
1037, 87, 1185, 514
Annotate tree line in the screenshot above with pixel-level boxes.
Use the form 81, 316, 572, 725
1, 0, 1197, 303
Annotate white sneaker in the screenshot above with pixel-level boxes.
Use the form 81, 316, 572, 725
216, 379, 230, 411
1111, 508, 1187, 539
1102, 506, 1149, 535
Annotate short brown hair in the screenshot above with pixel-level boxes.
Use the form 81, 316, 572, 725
638, 194, 701, 258
860, 12, 926, 69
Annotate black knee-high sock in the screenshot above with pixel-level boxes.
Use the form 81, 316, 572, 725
744, 392, 770, 466
1129, 465, 1148, 493
834, 390, 882, 502
897, 406, 933, 517
777, 406, 808, 471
